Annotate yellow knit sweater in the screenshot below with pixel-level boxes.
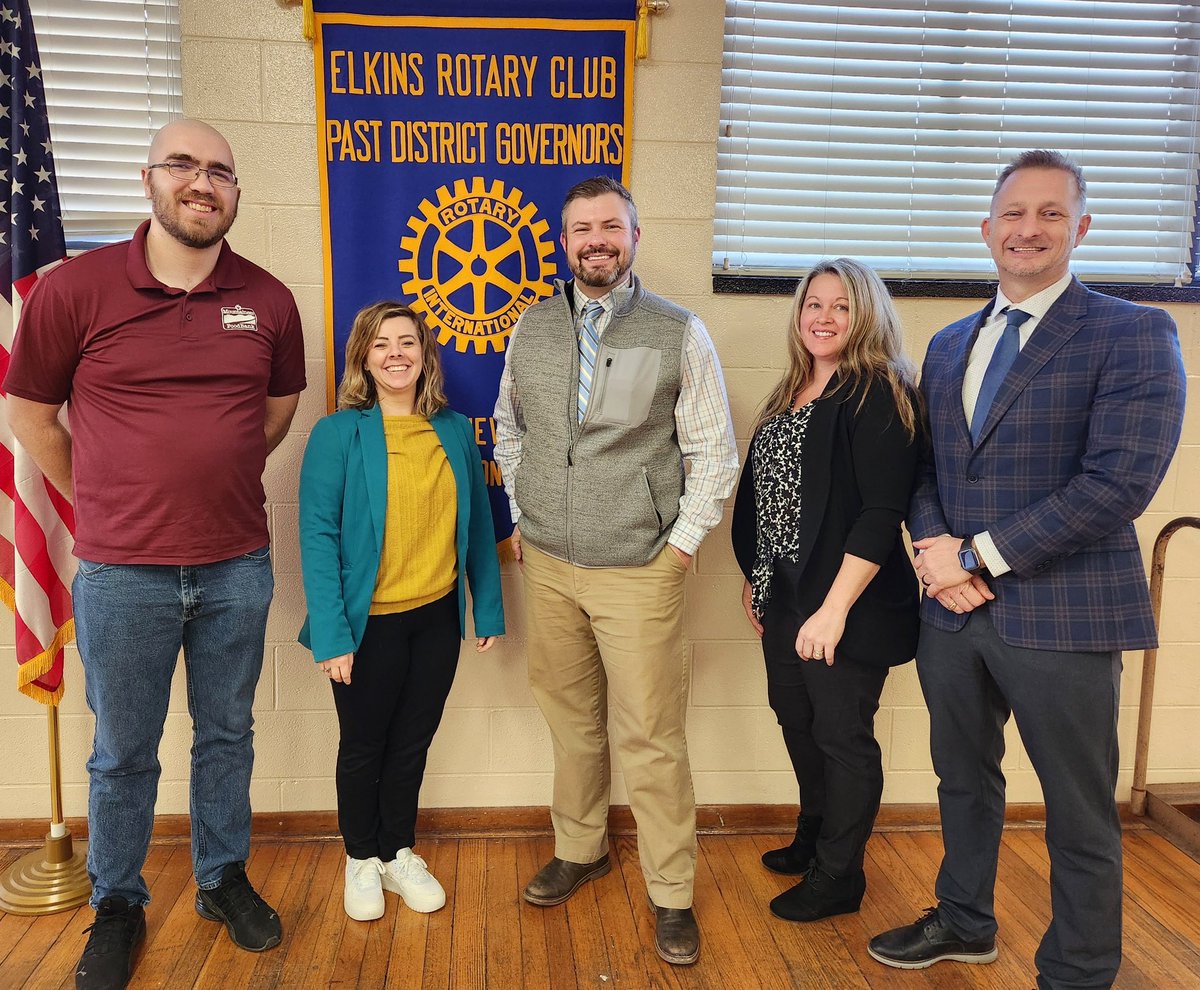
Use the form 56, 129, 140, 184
369, 416, 458, 615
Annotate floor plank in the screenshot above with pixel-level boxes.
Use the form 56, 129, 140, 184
483, 838, 522, 989
448, 838, 486, 990
271, 841, 342, 989
419, 837, 457, 990
521, 835, 579, 990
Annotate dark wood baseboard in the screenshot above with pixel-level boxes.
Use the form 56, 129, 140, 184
0, 802, 1141, 845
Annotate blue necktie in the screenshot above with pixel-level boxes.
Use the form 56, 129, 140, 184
577, 300, 603, 422
970, 306, 1029, 444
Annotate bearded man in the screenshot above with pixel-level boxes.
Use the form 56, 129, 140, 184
493, 176, 738, 965
5, 119, 306, 990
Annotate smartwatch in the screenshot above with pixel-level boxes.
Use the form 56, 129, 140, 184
958, 537, 986, 575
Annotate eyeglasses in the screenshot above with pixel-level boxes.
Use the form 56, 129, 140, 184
147, 160, 238, 188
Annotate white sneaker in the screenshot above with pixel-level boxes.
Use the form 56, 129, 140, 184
344, 856, 385, 921
382, 848, 446, 913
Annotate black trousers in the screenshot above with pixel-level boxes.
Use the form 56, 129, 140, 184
917, 610, 1122, 990
761, 603, 889, 877
331, 590, 460, 861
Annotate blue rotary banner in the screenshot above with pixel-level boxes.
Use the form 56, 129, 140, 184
312, 0, 637, 549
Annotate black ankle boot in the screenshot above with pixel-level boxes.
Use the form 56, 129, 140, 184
761, 814, 821, 875
769, 865, 865, 922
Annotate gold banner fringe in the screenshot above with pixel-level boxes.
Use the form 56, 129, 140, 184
636, 0, 650, 58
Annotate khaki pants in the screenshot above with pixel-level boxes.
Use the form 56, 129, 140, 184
522, 541, 696, 908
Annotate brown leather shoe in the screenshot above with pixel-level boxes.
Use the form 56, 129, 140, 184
522, 855, 611, 906
651, 903, 700, 965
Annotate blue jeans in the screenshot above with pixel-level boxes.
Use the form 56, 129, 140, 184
72, 547, 274, 907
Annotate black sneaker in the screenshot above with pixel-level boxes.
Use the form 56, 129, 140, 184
868, 907, 997, 970
75, 895, 146, 990
195, 862, 282, 952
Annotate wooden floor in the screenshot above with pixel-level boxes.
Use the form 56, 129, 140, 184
2, 827, 1199, 989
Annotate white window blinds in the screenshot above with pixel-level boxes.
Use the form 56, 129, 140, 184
717, 0, 1200, 283
29, 0, 181, 241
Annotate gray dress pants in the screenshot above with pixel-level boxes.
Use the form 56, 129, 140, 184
916, 609, 1122, 990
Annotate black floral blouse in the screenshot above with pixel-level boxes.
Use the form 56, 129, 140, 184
750, 400, 816, 616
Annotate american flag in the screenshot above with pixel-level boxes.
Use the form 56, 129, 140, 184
0, 0, 74, 705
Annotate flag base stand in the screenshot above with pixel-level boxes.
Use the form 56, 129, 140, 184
0, 829, 91, 915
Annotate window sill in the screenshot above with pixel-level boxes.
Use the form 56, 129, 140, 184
712, 274, 1200, 303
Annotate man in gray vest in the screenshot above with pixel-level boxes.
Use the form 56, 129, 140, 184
494, 176, 737, 965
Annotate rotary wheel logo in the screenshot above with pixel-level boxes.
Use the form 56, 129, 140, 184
398, 177, 557, 353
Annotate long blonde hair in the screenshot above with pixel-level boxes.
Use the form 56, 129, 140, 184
336, 302, 448, 417
753, 258, 919, 438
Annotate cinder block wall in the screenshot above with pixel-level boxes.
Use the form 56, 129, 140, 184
2, 0, 1197, 819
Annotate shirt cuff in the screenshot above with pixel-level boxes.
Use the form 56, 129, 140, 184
974, 531, 1011, 577
667, 523, 703, 557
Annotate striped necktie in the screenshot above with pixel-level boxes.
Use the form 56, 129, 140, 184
970, 306, 1030, 443
577, 300, 604, 422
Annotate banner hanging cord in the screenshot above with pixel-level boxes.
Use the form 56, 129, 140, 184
637, 0, 671, 60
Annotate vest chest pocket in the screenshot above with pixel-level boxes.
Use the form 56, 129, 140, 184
588, 346, 662, 428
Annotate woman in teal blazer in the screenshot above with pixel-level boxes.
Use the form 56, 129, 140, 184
299, 301, 503, 924
298, 403, 505, 661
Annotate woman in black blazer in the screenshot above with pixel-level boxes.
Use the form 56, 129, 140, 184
731, 258, 921, 922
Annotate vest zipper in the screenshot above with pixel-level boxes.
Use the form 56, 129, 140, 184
564, 287, 578, 561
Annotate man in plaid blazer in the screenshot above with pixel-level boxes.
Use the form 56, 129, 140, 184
868, 151, 1186, 989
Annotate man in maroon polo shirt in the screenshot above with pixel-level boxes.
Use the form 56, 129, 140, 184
5, 119, 306, 990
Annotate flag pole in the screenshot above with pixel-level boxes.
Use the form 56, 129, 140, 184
0, 0, 92, 916
0, 704, 90, 914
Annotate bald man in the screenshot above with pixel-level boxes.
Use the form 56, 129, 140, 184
6, 119, 306, 990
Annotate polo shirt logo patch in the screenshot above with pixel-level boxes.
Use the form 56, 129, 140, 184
221, 305, 259, 332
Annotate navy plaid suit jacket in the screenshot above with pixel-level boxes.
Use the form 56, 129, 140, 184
909, 277, 1186, 651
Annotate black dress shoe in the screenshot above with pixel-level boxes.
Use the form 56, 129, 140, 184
76, 896, 146, 990
868, 907, 997, 970
761, 813, 821, 875
195, 862, 282, 952
650, 903, 700, 965
522, 854, 611, 906
769, 864, 864, 922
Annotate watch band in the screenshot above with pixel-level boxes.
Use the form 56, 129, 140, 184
958, 536, 986, 576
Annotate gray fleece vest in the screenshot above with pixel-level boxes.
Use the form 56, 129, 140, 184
509, 276, 688, 567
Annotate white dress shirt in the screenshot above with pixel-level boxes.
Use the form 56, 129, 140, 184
961, 272, 1073, 576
